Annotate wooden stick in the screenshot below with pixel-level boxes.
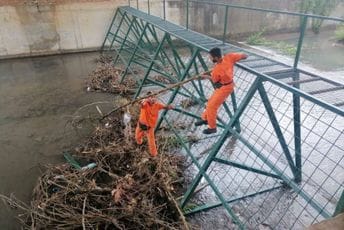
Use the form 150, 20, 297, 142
82, 196, 87, 230
163, 182, 191, 230
101, 72, 209, 120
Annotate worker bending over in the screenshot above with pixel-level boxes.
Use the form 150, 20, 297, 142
195, 47, 248, 134
135, 92, 173, 157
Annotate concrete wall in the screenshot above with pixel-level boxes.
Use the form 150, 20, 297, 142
160, 0, 303, 38
0, 0, 343, 58
167, 0, 344, 38
0, 0, 127, 58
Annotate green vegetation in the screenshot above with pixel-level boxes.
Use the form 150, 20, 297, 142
335, 24, 344, 42
246, 30, 297, 56
246, 30, 266, 45
300, 0, 341, 34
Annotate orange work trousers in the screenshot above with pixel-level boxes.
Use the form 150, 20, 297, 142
135, 123, 158, 157
202, 84, 234, 129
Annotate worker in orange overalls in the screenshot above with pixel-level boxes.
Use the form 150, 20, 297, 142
135, 92, 173, 157
195, 47, 248, 134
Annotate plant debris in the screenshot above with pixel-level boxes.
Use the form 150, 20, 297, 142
153, 75, 174, 84
180, 98, 199, 109
1, 106, 191, 230
86, 56, 137, 95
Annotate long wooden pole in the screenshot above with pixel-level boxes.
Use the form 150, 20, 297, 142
101, 71, 210, 120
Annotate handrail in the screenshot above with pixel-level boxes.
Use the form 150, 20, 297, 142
129, 0, 344, 69
236, 62, 344, 116
184, 0, 343, 69
188, 0, 344, 22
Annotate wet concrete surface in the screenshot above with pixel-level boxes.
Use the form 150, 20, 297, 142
0, 52, 116, 229
255, 29, 344, 72
157, 47, 343, 229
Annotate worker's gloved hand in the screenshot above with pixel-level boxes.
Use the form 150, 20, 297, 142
166, 105, 174, 110
203, 70, 212, 75
200, 74, 211, 80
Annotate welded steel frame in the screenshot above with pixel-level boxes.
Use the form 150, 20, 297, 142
101, 4, 344, 229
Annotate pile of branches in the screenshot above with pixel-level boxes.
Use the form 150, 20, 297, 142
2, 109, 191, 229
180, 98, 200, 109
153, 75, 174, 84
86, 56, 137, 95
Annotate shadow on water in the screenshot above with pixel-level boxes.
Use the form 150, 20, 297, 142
0, 52, 116, 229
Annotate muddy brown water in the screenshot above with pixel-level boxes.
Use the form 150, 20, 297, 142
0, 52, 117, 229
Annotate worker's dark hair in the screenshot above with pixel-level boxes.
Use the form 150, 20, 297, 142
209, 47, 222, 58
146, 91, 153, 96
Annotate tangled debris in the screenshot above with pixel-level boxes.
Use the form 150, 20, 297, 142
86, 56, 137, 95
0, 54, 202, 229
180, 98, 200, 109
153, 75, 174, 84
1, 106, 191, 230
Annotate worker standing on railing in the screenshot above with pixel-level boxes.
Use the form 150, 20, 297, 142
135, 91, 173, 156
195, 47, 248, 134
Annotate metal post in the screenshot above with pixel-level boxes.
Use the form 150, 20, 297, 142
165, 118, 245, 229
165, 38, 203, 102
197, 53, 209, 100
166, 35, 186, 76
130, 19, 156, 52
186, 0, 189, 29
227, 124, 331, 218
163, 0, 166, 20
185, 186, 283, 216
121, 14, 141, 41
108, 12, 128, 60
148, 0, 150, 15
293, 71, 302, 183
155, 49, 200, 131
128, 0, 130, 7
231, 93, 241, 132
136, 0, 138, 9
257, 82, 298, 179
334, 190, 344, 216
100, 8, 119, 51
293, 16, 308, 68
222, 6, 229, 43
120, 23, 149, 83
146, 25, 168, 64
181, 77, 261, 208
213, 158, 281, 179
113, 16, 137, 65
134, 34, 168, 99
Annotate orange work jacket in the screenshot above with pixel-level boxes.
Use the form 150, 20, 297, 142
211, 53, 246, 85
138, 100, 165, 128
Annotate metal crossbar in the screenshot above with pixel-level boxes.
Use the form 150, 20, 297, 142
101, 3, 344, 229
108, 6, 344, 113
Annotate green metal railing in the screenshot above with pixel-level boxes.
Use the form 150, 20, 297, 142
187, 0, 343, 69
101, 2, 344, 229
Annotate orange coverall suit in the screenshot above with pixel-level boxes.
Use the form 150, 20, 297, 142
135, 100, 166, 157
201, 53, 246, 129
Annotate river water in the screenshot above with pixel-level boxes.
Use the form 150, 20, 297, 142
0, 52, 116, 229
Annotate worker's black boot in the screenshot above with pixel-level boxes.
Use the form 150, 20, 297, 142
195, 119, 208, 126
203, 128, 217, 134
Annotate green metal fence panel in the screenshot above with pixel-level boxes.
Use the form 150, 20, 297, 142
101, 4, 344, 229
